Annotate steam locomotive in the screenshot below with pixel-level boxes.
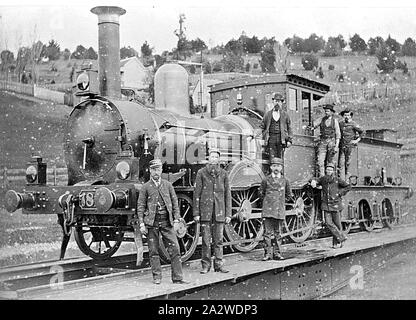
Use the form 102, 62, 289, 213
4, 6, 413, 263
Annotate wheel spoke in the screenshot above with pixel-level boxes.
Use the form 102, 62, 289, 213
248, 220, 256, 237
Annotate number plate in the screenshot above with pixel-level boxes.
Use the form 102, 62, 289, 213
79, 190, 96, 209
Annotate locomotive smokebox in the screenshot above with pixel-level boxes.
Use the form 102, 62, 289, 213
154, 63, 190, 115
91, 6, 126, 99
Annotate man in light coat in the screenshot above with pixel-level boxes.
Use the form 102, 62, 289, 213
260, 157, 292, 260
193, 148, 232, 274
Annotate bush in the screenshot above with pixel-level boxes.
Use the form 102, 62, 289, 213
396, 60, 409, 74
301, 54, 318, 71
212, 61, 223, 72
328, 64, 335, 71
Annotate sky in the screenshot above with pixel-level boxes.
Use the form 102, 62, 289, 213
1, 0, 416, 55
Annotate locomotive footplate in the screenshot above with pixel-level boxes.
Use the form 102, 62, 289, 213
11, 223, 416, 300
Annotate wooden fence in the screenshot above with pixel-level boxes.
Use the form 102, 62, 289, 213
0, 80, 72, 106
320, 83, 415, 105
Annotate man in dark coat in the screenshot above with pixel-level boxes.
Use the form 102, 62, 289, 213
137, 159, 187, 285
311, 163, 351, 248
259, 157, 292, 260
338, 108, 364, 180
311, 104, 341, 177
193, 148, 232, 274
260, 92, 293, 160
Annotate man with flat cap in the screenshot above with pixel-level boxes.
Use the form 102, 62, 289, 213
311, 103, 341, 177
338, 108, 364, 181
193, 148, 231, 274
311, 163, 351, 248
260, 157, 292, 260
137, 158, 188, 285
260, 92, 293, 161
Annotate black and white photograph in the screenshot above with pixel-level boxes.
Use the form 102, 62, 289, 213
1, 0, 416, 306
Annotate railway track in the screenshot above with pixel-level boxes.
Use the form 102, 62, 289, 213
0, 222, 399, 300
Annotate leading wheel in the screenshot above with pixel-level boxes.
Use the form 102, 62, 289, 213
74, 223, 124, 260
159, 194, 200, 263
224, 188, 264, 252
284, 187, 316, 243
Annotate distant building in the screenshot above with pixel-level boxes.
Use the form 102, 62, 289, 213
120, 56, 150, 90
79, 56, 151, 91
190, 78, 222, 116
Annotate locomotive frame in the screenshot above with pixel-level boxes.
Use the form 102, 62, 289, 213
4, 6, 413, 264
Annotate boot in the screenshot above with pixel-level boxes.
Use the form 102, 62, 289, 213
262, 246, 273, 261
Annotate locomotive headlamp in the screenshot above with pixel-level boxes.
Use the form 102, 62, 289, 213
26, 165, 38, 183
76, 72, 90, 91
116, 161, 130, 180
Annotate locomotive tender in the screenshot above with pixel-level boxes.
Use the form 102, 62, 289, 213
4, 6, 413, 263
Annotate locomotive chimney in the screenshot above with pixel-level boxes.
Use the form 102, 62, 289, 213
91, 6, 126, 99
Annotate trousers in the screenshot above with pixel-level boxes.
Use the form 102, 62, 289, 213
263, 217, 283, 256
317, 138, 338, 177
200, 218, 224, 270
338, 145, 353, 180
268, 134, 285, 160
147, 222, 183, 281
324, 210, 346, 243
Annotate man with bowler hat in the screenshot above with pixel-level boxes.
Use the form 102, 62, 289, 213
311, 104, 341, 177
311, 163, 351, 248
260, 92, 293, 160
260, 157, 292, 260
137, 158, 188, 285
193, 148, 232, 274
338, 108, 364, 180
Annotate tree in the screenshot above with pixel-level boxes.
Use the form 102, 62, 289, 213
286, 35, 305, 53
120, 46, 138, 59
323, 38, 342, 57
401, 37, 416, 56
84, 47, 98, 60
0, 50, 15, 72
62, 48, 71, 60
154, 52, 168, 69
203, 60, 212, 74
225, 38, 244, 55
221, 52, 244, 72
141, 41, 153, 57
71, 45, 87, 59
349, 34, 367, 52
16, 46, 31, 82
45, 39, 61, 61
334, 34, 347, 50
301, 53, 318, 71
385, 35, 401, 54
260, 42, 276, 73
273, 42, 289, 73
368, 36, 384, 55
303, 33, 325, 53
244, 35, 263, 53
376, 42, 397, 73
190, 38, 207, 52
